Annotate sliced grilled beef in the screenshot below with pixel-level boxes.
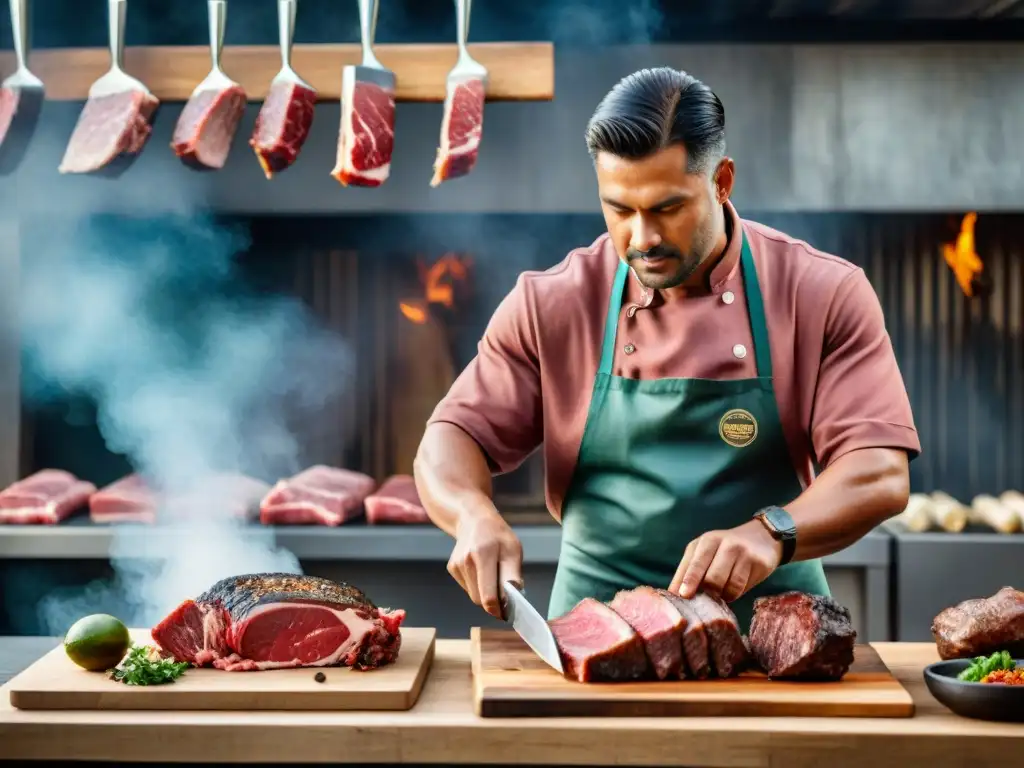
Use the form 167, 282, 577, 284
748, 591, 856, 680
548, 597, 649, 683
657, 589, 711, 678
608, 586, 685, 680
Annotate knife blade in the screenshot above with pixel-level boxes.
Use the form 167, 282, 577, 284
501, 580, 564, 674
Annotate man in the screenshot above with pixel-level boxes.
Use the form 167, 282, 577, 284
413, 67, 920, 630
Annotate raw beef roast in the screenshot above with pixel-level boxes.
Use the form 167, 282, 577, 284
608, 586, 684, 680
931, 586, 1024, 660
250, 79, 316, 178
549, 597, 649, 683
686, 592, 749, 678
331, 79, 395, 187
89, 474, 158, 524
657, 589, 711, 678
58, 91, 160, 174
748, 591, 856, 680
364, 475, 429, 525
152, 573, 405, 671
0, 469, 97, 525
260, 466, 376, 526
171, 84, 246, 169
430, 77, 485, 186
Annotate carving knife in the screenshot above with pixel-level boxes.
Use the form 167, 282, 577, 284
501, 579, 564, 674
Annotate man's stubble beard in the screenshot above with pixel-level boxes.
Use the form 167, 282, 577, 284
631, 215, 717, 291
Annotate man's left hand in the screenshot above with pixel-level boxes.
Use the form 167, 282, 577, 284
668, 520, 783, 602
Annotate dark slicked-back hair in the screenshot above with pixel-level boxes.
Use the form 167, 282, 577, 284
585, 67, 726, 175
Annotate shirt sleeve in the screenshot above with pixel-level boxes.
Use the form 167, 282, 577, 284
426, 274, 543, 474
811, 268, 922, 468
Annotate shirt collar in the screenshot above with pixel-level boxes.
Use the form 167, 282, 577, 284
708, 200, 743, 295
624, 200, 744, 311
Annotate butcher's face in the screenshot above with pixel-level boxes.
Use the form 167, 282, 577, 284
596, 144, 734, 291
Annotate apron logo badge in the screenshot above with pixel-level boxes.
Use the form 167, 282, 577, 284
719, 409, 758, 448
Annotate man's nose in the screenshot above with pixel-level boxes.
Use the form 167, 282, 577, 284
630, 215, 662, 253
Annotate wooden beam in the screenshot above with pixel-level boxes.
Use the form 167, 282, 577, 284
0, 42, 554, 103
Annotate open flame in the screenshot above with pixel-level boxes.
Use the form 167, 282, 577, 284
942, 212, 984, 297
399, 253, 471, 325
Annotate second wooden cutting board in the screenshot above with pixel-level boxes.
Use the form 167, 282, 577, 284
9, 627, 436, 711
471, 628, 915, 718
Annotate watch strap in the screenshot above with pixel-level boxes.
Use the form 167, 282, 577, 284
755, 506, 797, 566
778, 531, 796, 566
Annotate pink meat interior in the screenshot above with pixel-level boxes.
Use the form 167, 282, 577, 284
233, 604, 353, 664
549, 598, 633, 656
610, 587, 681, 638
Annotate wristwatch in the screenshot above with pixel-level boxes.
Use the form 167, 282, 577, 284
752, 506, 797, 566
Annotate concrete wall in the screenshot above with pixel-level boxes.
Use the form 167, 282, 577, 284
10, 43, 1024, 216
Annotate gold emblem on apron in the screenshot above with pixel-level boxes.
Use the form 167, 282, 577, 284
718, 408, 758, 447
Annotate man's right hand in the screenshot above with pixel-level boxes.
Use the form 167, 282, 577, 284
447, 510, 524, 618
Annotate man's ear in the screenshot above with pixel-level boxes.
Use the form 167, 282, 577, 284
713, 157, 736, 203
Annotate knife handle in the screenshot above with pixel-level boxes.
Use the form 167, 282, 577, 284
499, 579, 525, 621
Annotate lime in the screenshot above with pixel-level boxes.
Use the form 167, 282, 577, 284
63, 614, 131, 672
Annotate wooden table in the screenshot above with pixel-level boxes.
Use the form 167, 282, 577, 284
1, 640, 1022, 766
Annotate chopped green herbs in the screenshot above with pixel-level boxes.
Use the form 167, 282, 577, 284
109, 645, 189, 686
956, 650, 1015, 682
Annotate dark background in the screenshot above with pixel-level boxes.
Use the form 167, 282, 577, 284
1, 0, 1024, 49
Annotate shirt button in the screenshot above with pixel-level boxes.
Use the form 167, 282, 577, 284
624, 343, 636, 355
722, 291, 735, 305
733, 344, 747, 359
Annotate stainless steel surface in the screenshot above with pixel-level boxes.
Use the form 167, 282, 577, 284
0, 527, 892, 639
502, 579, 563, 673
889, 526, 1024, 641
0, 521, 892, 564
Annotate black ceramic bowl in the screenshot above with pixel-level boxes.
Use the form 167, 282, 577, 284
924, 659, 1024, 722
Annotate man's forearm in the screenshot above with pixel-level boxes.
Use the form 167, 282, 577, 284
784, 447, 910, 561
413, 422, 501, 538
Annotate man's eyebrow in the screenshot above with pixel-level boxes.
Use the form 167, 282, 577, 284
600, 197, 630, 209
600, 194, 693, 211
649, 194, 690, 211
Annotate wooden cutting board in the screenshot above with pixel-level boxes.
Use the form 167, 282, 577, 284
471, 628, 915, 718
8, 627, 435, 711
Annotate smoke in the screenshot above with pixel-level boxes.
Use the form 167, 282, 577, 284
19, 198, 353, 635
538, 0, 665, 46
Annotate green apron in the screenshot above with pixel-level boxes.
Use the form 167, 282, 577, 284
549, 232, 830, 631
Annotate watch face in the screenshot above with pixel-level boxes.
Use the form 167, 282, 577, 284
764, 507, 796, 537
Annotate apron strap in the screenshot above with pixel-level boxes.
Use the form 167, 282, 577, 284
599, 229, 773, 380
738, 231, 773, 380
598, 261, 630, 377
